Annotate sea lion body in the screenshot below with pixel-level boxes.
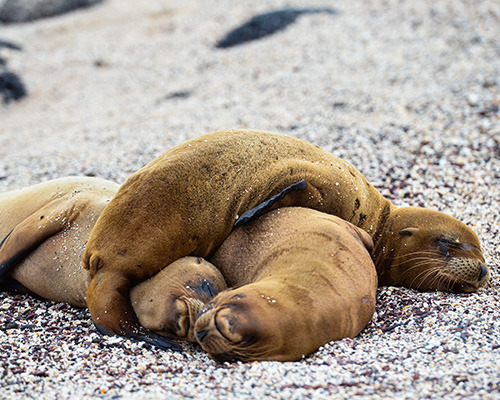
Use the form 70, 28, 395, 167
83, 129, 489, 343
195, 207, 378, 362
83, 130, 388, 337
0, 177, 118, 306
0, 177, 227, 344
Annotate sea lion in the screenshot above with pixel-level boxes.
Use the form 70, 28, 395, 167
130, 256, 227, 343
195, 207, 378, 362
83, 129, 489, 345
0, 177, 227, 347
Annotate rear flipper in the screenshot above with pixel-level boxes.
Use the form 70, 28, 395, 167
235, 180, 322, 227
0, 198, 85, 279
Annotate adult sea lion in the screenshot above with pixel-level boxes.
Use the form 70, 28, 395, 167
0, 177, 227, 346
83, 129, 489, 345
196, 207, 378, 362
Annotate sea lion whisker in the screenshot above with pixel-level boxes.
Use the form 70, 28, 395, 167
388, 253, 442, 267
391, 250, 440, 260
397, 258, 440, 267
405, 262, 444, 285
397, 257, 442, 269
434, 273, 454, 293
409, 266, 443, 290
425, 268, 454, 291
404, 258, 443, 270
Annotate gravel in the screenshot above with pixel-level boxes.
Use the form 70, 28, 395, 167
0, 0, 499, 398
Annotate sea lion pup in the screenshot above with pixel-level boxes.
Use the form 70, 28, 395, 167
130, 257, 227, 343
195, 207, 378, 362
0, 177, 227, 347
83, 129, 489, 345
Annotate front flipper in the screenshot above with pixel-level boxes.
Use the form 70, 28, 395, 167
93, 321, 182, 351
235, 179, 322, 227
0, 198, 84, 278
0, 277, 30, 293
87, 269, 183, 352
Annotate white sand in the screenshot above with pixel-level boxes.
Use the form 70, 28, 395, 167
0, 0, 499, 398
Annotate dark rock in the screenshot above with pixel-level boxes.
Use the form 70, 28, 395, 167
0, 39, 22, 51
0, 38, 22, 67
0, 71, 27, 103
215, 8, 338, 48
0, 37, 26, 103
164, 90, 192, 100
0, 0, 105, 23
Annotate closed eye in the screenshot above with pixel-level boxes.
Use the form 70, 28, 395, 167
436, 237, 477, 251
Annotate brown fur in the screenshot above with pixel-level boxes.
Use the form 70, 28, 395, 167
195, 207, 377, 362
374, 207, 488, 293
0, 177, 227, 342
83, 129, 489, 340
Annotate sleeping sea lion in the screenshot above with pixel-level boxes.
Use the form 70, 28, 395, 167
82, 129, 489, 345
196, 207, 378, 362
0, 177, 227, 347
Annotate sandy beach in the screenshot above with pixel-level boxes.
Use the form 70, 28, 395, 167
0, 0, 499, 398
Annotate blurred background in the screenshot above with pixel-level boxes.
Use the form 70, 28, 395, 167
0, 0, 498, 220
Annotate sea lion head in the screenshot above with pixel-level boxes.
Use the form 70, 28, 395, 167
130, 257, 227, 342
193, 283, 286, 362
377, 207, 489, 293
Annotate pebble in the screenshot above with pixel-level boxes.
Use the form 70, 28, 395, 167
0, 0, 499, 399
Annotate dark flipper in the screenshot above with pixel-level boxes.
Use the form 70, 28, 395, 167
0, 198, 83, 278
0, 277, 29, 293
88, 269, 184, 352
0, 230, 15, 278
235, 179, 322, 227
93, 322, 183, 352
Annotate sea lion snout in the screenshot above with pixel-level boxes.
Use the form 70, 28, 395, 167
194, 291, 267, 362
445, 258, 490, 293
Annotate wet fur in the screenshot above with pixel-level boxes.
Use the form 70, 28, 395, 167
0, 177, 227, 344
196, 208, 377, 362
81, 129, 489, 344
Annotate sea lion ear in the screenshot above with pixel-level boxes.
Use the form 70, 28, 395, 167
398, 227, 419, 236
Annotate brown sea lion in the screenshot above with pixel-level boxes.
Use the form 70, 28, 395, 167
130, 256, 227, 343
0, 177, 227, 347
82, 129, 489, 346
195, 207, 378, 362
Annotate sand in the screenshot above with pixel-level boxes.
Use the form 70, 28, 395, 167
0, 0, 499, 398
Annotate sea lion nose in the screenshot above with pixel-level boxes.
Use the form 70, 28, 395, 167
478, 264, 488, 281
195, 329, 209, 342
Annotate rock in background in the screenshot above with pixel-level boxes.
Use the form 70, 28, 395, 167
0, 0, 104, 23
0, 39, 26, 103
